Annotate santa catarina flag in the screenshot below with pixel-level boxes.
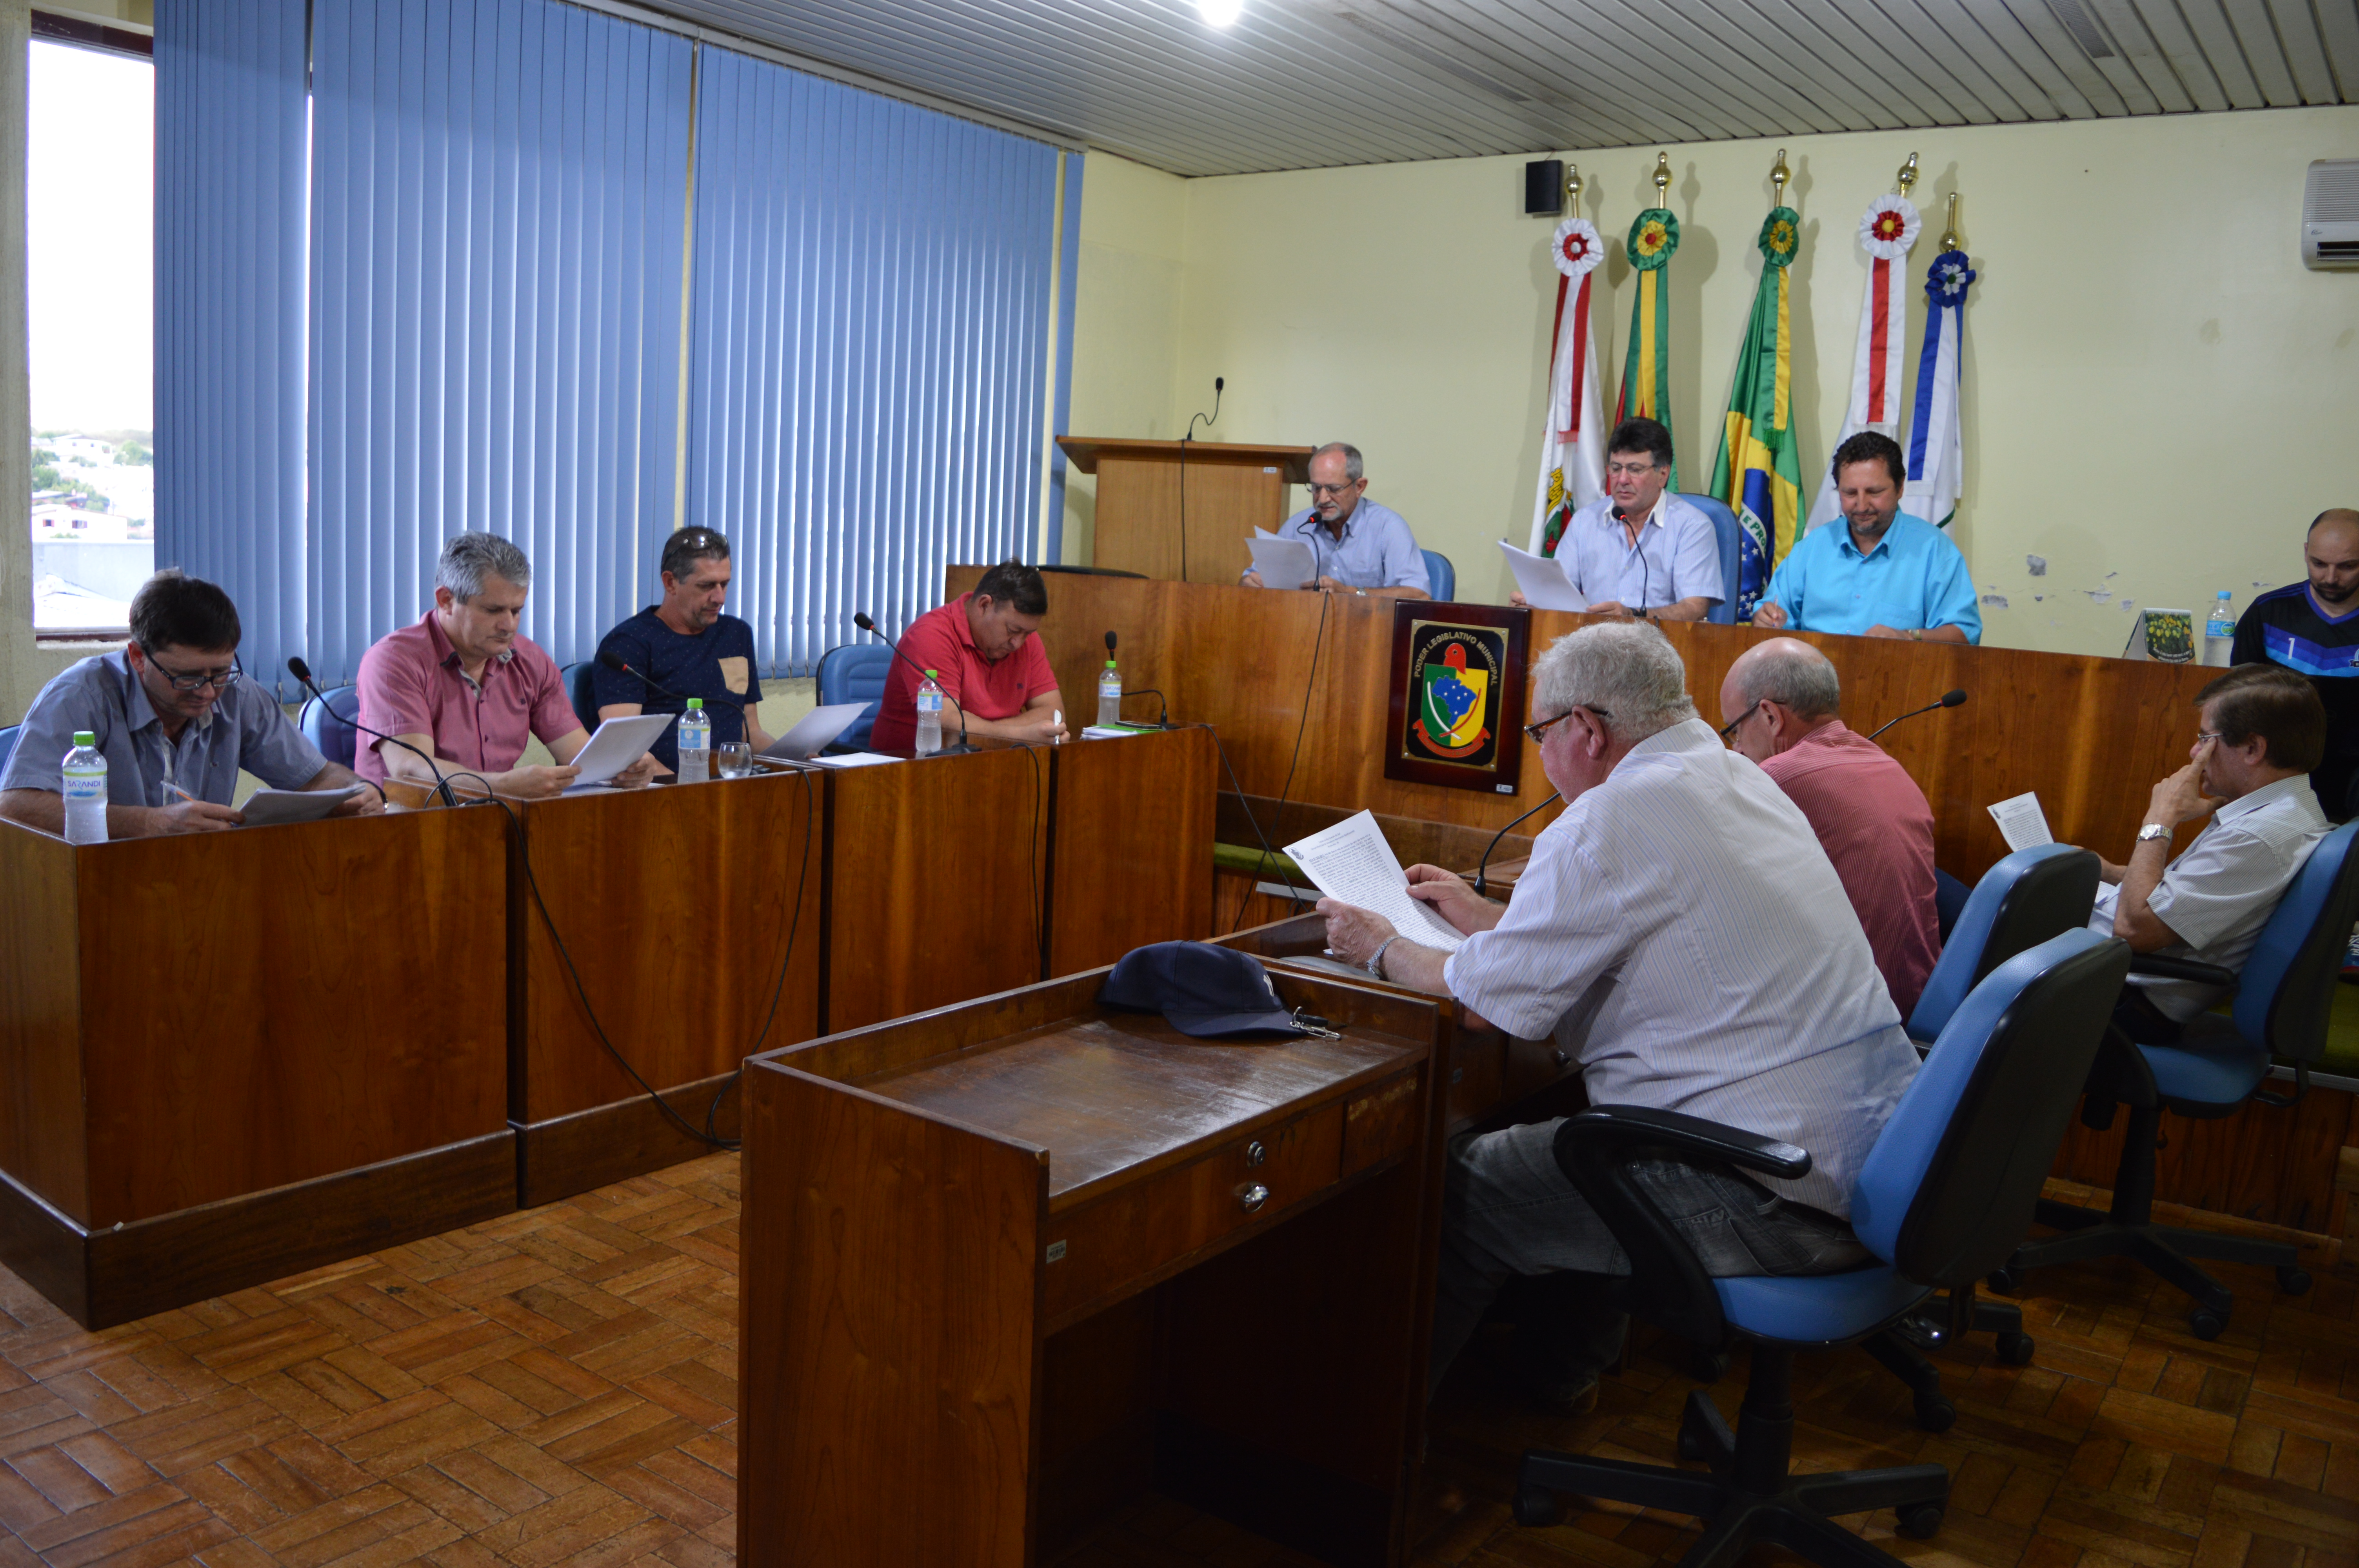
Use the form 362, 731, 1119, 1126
1530, 218, 1608, 556
1904, 249, 1977, 532
1805, 194, 1920, 536
1710, 207, 1805, 619
1615, 208, 1680, 491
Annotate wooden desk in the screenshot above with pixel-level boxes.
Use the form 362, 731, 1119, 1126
508, 769, 825, 1206
0, 810, 513, 1327
1045, 725, 1219, 975
737, 967, 1445, 1566
1057, 437, 1314, 585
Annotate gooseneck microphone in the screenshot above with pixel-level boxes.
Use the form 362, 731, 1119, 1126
1476, 791, 1563, 900
851, 612, 973, 754
1865, 688, 1967, 743
287, 656, 458, 807
595, 651, 745, 714
1178, 375, 1224, 584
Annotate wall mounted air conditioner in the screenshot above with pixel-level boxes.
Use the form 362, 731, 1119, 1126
2303, 160, 2359, 270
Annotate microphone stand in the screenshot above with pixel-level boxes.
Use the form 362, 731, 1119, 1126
1866, 690, 1968, 743
1476, 792, 1562, 899
287, 658, 459, 808
852, 614, 974, 754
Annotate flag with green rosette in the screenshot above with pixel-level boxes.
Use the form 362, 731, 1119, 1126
1615, 209, 1679, 490
1711, 206, 1805, 619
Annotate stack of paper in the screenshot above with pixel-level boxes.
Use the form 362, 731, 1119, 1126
1497, 541, 1590, 612
1248, 534, 1318, 589
1282, 810, 1467, 952
1987, 792, 2053, 852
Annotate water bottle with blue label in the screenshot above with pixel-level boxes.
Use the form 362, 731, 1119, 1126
916, 670, 945, 755
678, 698, 711, 782
2204, 590, 2235, 666
62, 731, 107, 845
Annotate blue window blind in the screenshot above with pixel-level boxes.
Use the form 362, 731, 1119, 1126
306, 0, 692, 681
685, 47, 1061, 673
154, 0, 308, 692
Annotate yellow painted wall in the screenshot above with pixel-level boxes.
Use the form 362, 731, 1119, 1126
1067, 106, 2359, 655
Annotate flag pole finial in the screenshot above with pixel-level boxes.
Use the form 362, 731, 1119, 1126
1652, 152, 1672, 201
1896, 152, 1919, 197
1566, 162, 1582, 212
1770, 148, 1790, 207
1940, 191, 1962, 250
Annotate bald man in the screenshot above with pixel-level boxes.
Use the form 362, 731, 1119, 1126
2233, 508, 2359, 822
1720, 637, 1942, 1014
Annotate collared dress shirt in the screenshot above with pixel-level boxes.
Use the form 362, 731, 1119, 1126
0, 650, 327, 806
1245, 499, 1430, 593
2092, 773, 2330, 1021
353, 612, 580, 786
870, 593, 1061, 752
1554, 492, 1724, 612
1441, 717, 1919, 1216
1760, 513, 1981, 642
1758, 721, 1942, 1017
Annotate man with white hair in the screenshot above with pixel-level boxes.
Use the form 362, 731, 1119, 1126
1318, 621, 1919, 1408
1239, 441, 1430, 597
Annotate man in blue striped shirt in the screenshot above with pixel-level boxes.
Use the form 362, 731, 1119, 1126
1240, 442, 1430, 597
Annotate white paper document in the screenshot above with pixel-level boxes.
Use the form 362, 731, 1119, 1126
1247, 534, 1318, 589
1282, 809, 1467, 952
238, 786, 365, 827
761, 702, 869, 760
1987, 791, 2054, 853
564, 713, 675, 790
798, 751, 900, 769
1498, 540, 1590, 612
1081, 724, 1154, 740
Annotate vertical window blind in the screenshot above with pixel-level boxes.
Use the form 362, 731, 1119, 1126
154, 0, 309, 691
307, 0, 692, 680
685, 45, 1060, 672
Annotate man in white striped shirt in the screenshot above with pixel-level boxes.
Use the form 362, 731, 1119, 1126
1319, 621, 1919, 1406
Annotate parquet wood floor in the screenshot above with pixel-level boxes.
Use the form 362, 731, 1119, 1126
0, 1152, 2347, 1568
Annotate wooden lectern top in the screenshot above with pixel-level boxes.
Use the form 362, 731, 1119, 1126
1056, 435, 1315, 483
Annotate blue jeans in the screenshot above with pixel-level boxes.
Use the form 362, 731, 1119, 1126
1431, 1118, 1875, 1399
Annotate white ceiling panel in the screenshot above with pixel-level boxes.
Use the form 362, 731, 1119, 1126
615, 0, 2359, 176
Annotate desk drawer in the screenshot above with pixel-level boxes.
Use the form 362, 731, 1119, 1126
1042, 1066, 1419, 1323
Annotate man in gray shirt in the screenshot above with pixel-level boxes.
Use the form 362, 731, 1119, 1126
1240, 441, 1430, 597
0, 571, 379, 837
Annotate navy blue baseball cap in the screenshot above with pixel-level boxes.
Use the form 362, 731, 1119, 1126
1099, 942, 1305, 1038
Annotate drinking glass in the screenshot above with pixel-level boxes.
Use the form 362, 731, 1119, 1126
717, 741, 755, 779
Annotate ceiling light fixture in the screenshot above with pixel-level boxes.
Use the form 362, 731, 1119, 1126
1197, 0, 1243, 26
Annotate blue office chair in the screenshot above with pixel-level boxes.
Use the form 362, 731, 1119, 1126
297, 685, 364, 772
567, 661, 600, 732
816, 643, 894, 752
1676, 492, 1742, 625
1512, 930, 2130, 1562
2000, 819, 2359, 1337
0, 724, 19, 779
1421, 549, 1455, 602
1909, 844, 2102, 1044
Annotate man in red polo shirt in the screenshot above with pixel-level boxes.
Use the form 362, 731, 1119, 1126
1718, 637, 1942, 1015
870, 559, 1068, 751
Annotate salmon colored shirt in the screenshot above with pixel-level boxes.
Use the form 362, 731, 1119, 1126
869, 594, 1057, 751
1758, 720, 1943, 1017
353, 610, 580, 785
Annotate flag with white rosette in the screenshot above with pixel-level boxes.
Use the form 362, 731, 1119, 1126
1804, 194, 1921, 536
1529, 218, 1608, 557
1904, 249, 1977, 533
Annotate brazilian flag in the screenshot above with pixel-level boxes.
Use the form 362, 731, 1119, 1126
1712, 207, 1805, 620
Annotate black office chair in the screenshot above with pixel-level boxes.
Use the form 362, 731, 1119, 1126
1512, 931, 2130, 1568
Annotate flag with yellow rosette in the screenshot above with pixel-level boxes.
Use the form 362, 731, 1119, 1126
1710, 206, 1804, 618
1615, 209, 1680, 490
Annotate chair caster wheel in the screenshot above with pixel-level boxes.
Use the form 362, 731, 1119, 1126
1914, 1392, 1957, 1434
1897, 1503, 1945, 1540
1995, 1332, 2036, 1367
1986, 1267, 2019, 1295
1690, 1348, 1729, 1383
2277, 1266, 2312, 1297
2188, 1308, 2227, 1341
1512, 1488, 1558, 1528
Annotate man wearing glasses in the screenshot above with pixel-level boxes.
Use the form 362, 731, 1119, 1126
0, 570, 379, 836
1239, 441, 1430, 597
1512, 418, 1721, 621
1314, 621, 1917, 1411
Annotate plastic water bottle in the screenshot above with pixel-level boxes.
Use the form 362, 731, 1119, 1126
1097, 658, 1123, 728
677, 699, 711, 782
2204, 590, 2235, 666
62, 731, 106, 845
916, 671, 945, 755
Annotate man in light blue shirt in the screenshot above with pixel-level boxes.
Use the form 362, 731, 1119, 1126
1753, 432, 1979, 644
1240, 441, 1430, 597
1518, 417, 1721, 620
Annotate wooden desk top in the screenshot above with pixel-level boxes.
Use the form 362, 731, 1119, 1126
855, 1012, 1424, 1208
1057, 435, 1314, 480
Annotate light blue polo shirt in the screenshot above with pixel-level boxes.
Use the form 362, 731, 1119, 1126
1761, 513, 1981, 643
1245, 499, 1429, 593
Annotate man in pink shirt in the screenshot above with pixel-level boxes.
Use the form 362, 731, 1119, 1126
1719, 637, 1942, 1015
870, 559, 1068, 751
356, 532, 656, 799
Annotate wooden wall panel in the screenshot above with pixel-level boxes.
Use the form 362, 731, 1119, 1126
513, 770, 824, 1125
1047, 727, 1218, 976
0, 824, 86, 1220
75, 809, 510, 1228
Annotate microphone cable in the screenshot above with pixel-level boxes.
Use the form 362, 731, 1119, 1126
1178, 376, 1222, 584
1230, 588, 1330, 932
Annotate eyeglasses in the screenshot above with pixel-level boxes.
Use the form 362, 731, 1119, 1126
1307, 481, 1359, 498
2194, 731, 2223, 745
1720, 700, 1764, 743
143, 652, 242, 693
1525, 706, 1607, 745
1606, 461, 1665, 479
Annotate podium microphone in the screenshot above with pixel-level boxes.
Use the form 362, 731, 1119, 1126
1475, 791, 1563, 900
595, 651, 744, 714
287, 656, 457, 807
1866, 688, 1967, 743
852, 612, 973, 754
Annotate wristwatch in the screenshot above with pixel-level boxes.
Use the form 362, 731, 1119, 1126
1366, 935, 1401, 980
2137, 822, 2173, 844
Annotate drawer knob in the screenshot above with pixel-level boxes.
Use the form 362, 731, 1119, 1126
1552, 1049, 1571, 1068
1245, 1140, 1267, 1168
1239, 1183, 1270, 1214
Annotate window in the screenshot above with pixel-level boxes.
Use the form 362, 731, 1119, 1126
28, 22, 153, 636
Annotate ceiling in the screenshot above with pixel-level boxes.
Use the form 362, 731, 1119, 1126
641, 0, 2358, 176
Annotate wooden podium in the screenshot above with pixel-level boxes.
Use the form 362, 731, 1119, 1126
1058, 436, 1313, 584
